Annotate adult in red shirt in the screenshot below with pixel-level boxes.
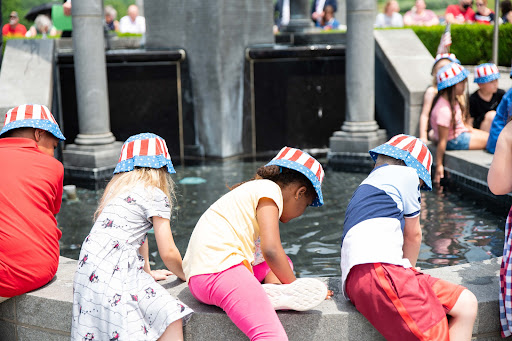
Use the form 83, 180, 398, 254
445, 0, 476, 24
2, 11, 27, 37
0, 104, 66, 302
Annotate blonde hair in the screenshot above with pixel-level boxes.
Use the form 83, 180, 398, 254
94, 167, 175, 220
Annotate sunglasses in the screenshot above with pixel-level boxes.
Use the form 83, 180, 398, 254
9, 16, 18, 19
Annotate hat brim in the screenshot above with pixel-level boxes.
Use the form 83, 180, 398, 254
114, 155, 176, 174
369, 146, 432, 191
0, 119, 65, 141
438, 68, 470, 91
266, 159, 324, 207
474, 73, 500, 84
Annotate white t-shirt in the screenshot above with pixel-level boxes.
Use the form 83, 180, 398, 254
119, 15, 146, 34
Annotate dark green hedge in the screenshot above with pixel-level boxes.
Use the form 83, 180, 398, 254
411, 24, 512, 66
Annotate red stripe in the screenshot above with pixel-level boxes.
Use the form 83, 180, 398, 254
416, 145, 427, 165
155, 138, 163, 156
389, 135, 408, 146
126, 142, 134, 159
303, 157, 315, 169
477, 68, 482, 78
8, 107, 18, 124
426, 151, 432, 172
140, 139, 149, 156
40, 106, 49, 120
316, 167, 322, 181
24, 105, 34, 119
402, 140, 415, 152
374, 264, 429, 341
277, 147, 291, 160
289, 150, 302, 162
483, 67, 488, 76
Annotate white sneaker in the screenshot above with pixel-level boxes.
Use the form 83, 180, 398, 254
262, 278, 328, 311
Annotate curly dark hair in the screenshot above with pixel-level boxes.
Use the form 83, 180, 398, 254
230, 165, 316, 200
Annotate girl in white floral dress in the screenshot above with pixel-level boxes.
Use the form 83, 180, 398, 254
72, 133, 193, 341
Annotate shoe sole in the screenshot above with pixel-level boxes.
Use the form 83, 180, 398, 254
262, 278, 328, 311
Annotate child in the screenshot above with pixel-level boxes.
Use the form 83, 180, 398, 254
341, 134, 478, 340
419, 53, 460, 144
430, 62, 489, 184
72, 133, 193, 341
320, 5, 340, 30
0, 104, 65, 302
469, 63, 505, 132
488, 119, 512, 337
182, 147, 329, 340
474, 0, 495, 24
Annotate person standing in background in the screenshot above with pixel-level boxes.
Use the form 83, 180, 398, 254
119, 4, 146, 34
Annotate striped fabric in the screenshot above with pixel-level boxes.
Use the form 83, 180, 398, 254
266, 146, 325, 207
436, 62, 469, 91
474, 63, 500, 84
272, 147, 325, 185
369, 134, 433, 191
114, 133, 175, 174
500, 207, 512, 337
386, 134, 432, 174
434, 53, 458, 65
0, 104, 65, 141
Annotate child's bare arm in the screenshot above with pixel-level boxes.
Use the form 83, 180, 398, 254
256, 198, 296, 284
153, 216, 186, 281
419, 88, 435, 142
488, 120, 512, 194
403, 216, 422, 267
434, 125, 449, 184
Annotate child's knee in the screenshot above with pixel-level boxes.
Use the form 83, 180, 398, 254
451, 289, 478, 320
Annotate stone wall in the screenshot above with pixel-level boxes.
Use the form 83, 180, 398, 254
0, 256, 502, 340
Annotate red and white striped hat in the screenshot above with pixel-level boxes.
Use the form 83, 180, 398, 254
369, 134, 432, 190
474, 63, 500, 84
266, 146, 324, 206
114, 133, 175, 174
437, 62, 469, 91
0, 104, 65, 140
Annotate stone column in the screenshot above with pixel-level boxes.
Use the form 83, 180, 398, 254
63, 0, 122, 187
281, 0, 314, 32
328, 0, 386, 170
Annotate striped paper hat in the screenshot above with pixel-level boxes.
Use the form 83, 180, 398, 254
474, 63, 500, 84
436, 62, 469, 91
266, 146, 324, 207
0, 104, 65, 140
369, 134, 433, 191
434, 53, 460, 65
114, 133, 175, 174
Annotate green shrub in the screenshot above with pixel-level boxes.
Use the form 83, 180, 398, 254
411, 24, 512, 66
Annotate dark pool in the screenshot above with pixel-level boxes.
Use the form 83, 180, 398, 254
58, 159, 507, 278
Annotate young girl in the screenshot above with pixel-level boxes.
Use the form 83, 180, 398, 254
72, 133, 193, 341
488, 119, 512, 337
182, 147, 329, 340
430, 62, 489, 184
419, 53, 460, 144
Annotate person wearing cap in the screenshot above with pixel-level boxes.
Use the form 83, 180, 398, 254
486, 68, 512, 154
469, 63, 505, 132
0, 104, 65, 302
1, 11, 27, 37
419, 53, 461, 143
341, 134, 478, 341
430, 62, 489, 183
72, 133, 193, 340
183, 146, 330, 340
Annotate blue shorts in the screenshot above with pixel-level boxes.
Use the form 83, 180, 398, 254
446, 132, 470, 150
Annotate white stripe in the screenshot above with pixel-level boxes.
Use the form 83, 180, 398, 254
273, 147, 287, 160
394, 136, 414, 149
283, 148, 297, 160
15, 104, 26, 121
5, 109, 13, 124
148, 138, 156, 156
296, 153, 309, 165
121, 144, 128, 161
133, 140, 141, 157
310, 160, 320, 175
33, 105, 42, 120
162, 139, 170, 158
410, 139, 422, 159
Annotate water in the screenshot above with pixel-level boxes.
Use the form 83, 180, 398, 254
58, 159, 507, 278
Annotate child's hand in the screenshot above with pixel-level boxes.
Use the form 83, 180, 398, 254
326, 289, 334, 300
434, 164, 444, 184
150, 269, 173, 281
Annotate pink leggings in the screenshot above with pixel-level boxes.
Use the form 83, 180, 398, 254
188, 263, 289, 341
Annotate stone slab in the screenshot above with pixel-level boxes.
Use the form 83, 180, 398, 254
0, 39, 55, 122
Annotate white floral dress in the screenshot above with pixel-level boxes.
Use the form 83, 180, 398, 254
71, 185, 193, 341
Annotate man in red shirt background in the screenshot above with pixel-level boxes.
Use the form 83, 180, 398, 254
2, 11, 27, 37
445, 0, 476, 23
0, 104, 65, 302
